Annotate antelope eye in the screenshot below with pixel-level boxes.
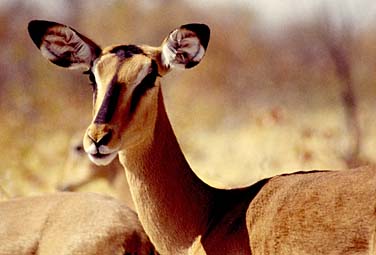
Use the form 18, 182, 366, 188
88, 72, 96, 86
83, 70, 96, 89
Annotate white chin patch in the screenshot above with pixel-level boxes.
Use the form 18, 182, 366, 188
88, 151, 118, 166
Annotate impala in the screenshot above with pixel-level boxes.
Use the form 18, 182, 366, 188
0, 192, 155, 255
28, 20, 376, 254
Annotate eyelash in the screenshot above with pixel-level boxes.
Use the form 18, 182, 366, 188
89, 73, 96, 86
83, 70, 97, 89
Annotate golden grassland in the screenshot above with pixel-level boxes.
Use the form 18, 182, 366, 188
1, 1, 376, 198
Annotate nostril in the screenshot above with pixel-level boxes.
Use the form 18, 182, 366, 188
86, 126, 113, 148
87, 132, 97, 144
97, 130, 112, 146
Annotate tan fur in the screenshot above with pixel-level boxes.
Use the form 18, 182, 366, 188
248, 167, 376, 254
29, 20, 376, 255
0, 192, 156, 255
88, 44, 376, 255
108, 78, 376, 254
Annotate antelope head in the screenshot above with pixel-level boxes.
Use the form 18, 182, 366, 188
28, 20, 210, 166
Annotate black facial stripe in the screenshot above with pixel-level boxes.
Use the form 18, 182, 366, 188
94, 75, 121, 124
83, 69, 96, 84
92, 60, 157, 124
109, 45, 144, 59
83, 69, 97, 101
130, 61, 158, 113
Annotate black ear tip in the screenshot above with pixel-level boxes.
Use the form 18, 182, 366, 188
28, 20, 59, 48
28, 20, 48, 48
181, 23, 210, 50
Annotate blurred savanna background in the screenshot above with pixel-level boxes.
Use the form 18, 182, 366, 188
1, 0, 376, 198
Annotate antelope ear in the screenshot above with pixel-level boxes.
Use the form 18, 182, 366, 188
161, 23, 210, 69
28, 20, 101, 70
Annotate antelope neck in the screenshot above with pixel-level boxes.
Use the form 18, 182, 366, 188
119, 88, 216, 252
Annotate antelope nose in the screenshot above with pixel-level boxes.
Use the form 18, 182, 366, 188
87, 129, 113, 148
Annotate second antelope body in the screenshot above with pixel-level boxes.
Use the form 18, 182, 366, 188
28, 20, 376, 254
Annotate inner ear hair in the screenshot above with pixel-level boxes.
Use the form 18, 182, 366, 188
161, 23, 210, 69
180, 23, 210, 50
28, 20, 101, 70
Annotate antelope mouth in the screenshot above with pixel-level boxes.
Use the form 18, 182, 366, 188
88, 151, 118, 166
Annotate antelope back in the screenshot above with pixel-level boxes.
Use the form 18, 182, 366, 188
0, 192, 156, 255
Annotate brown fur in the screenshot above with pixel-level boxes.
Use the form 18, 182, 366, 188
248, 167, 376, 255
28, 20, 376, 255
0, 192, 156, 255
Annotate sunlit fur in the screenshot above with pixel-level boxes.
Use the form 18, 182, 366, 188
84, 47, 162, 164
29, 20, 376, 255
0, 192, 156, 255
